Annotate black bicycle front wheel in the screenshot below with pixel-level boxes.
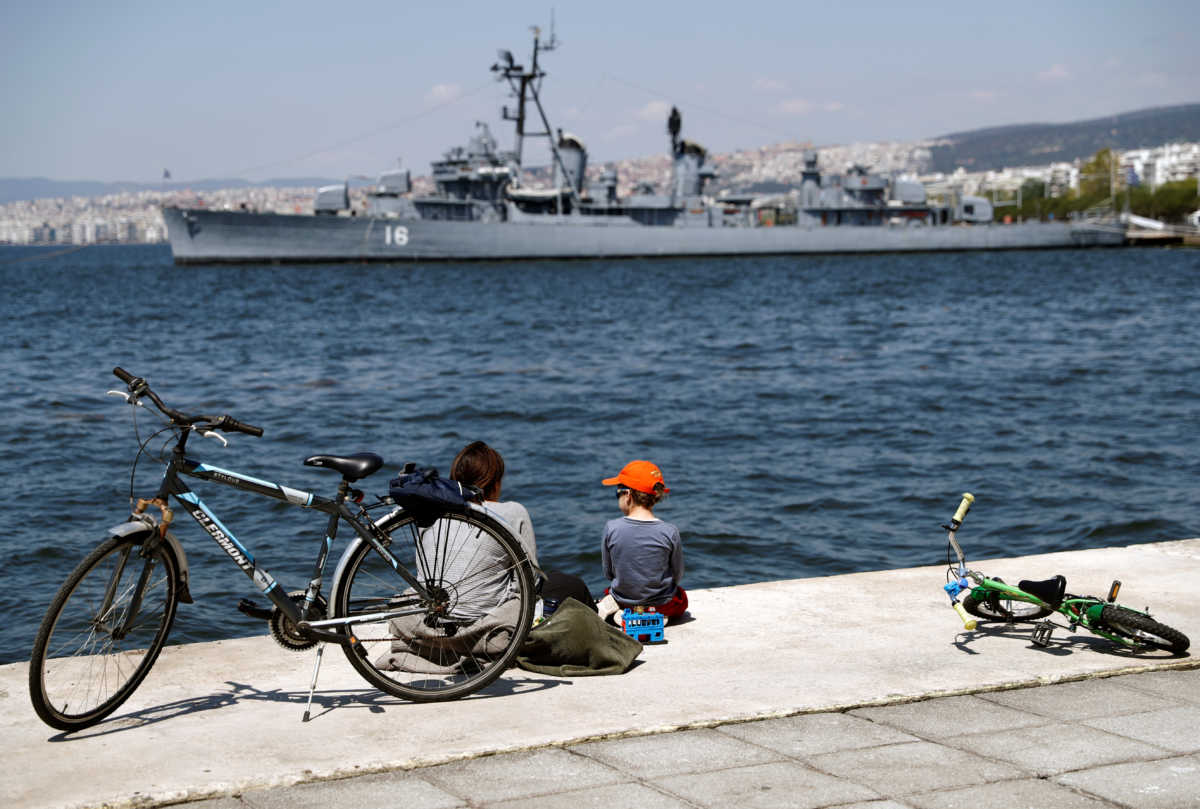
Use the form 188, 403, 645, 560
331, 508, 535, 702
962, 581, 1054, 622
29, 534, 179, 731
1098, 605, 1190, 654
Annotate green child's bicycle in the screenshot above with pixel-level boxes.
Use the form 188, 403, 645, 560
942, 493, 1189, 654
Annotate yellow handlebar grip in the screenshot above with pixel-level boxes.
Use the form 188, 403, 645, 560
952, 601, 977, 631
952, 492, 975, 526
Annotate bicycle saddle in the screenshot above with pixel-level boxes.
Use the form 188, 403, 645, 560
303, 452, 384, 481
1019, 575, 1066, 606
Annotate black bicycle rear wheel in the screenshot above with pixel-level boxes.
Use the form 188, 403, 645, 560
1098, 605, 1190, 654
29, 534, 179, 731
331, 508, 535, 702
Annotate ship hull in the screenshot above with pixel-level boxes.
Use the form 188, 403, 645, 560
163, 207, 1125, 264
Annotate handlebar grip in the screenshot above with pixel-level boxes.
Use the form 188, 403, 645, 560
952, 601, 978, 631
951, 492, 975, 526
113, 367, 136, 384
234, 420, 264, 438
221, 416, 264, 437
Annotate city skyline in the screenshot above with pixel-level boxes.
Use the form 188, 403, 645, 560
4, 0, 1198, 184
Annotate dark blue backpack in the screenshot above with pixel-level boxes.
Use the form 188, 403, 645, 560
388, 465, 479, 527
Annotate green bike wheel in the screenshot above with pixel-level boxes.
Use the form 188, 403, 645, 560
1098, 605, 1190, 654
962, 581, 1053, 622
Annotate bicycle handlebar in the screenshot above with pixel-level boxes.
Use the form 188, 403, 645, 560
952, 601, 977, 631
951, 492, 975, 528
112, 366, 264, 437
943, 492, 980, 631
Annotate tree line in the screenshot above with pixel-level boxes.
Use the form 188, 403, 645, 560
995, 149, 1198, 224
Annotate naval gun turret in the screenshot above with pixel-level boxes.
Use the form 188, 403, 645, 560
314, 183, 349, 215
365, 166, 414, 218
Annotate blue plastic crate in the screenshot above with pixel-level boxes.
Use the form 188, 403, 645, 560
622, 609, 665, 643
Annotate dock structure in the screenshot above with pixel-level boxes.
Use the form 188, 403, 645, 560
4, 537, 1199, 808
1125, 228, 1187, 246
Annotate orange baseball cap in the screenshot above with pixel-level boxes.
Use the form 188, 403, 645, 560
602, 460, 670, 494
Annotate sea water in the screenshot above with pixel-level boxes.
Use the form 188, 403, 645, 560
1, 244, 1197, 662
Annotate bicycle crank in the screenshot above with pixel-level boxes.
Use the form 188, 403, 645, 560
269, 591, 329, 651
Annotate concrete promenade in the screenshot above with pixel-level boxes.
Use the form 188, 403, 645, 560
4, 538, 1199, 809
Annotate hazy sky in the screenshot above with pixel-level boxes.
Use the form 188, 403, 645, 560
4, 0, 1197, 183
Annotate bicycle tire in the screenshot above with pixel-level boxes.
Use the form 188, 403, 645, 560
331, 508, 535, 702
29, 534, 179, 731
1098, 605, 1190, 654
962, 580, 1054, 622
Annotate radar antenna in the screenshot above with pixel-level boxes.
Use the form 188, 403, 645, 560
538, 9, 559, 51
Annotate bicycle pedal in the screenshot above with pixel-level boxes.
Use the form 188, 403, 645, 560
1031, 620, 1054, 648
237, 598, 273, 621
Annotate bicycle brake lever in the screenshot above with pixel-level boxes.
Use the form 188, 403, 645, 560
107, 390, 144, 406
196, 429, 229, 447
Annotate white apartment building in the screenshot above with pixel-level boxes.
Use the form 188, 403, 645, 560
1121, 142, 1200, 189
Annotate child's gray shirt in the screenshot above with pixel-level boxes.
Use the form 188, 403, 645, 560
602, 516, 684, 606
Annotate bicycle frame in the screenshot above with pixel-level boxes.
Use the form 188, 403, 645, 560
964, 576, 1143, 647
143, 427, 431, 645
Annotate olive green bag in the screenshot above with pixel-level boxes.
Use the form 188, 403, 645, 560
516, 597, 642, 676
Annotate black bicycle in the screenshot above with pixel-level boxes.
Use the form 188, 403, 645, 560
29, 368, 536, 731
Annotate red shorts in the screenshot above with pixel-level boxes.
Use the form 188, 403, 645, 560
653, 587, 689, 619
608, 587, 688, 620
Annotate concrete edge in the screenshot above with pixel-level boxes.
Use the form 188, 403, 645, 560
114, 657, 1200, 809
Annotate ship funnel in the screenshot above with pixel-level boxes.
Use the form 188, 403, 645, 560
554, 129, 588, 194
672, 141, 712, 200
667, 108, 713, 201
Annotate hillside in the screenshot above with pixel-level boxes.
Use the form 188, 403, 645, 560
0, 177, 340, 206
928, 103, 1200, 173
4, 103, 1199, 204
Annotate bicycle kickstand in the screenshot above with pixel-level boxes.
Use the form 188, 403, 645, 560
302, 643, 326, 722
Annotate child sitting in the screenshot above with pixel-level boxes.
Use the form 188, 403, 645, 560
598, 460, 687, 627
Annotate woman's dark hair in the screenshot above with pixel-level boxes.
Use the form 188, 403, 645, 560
630, 482, 666, 509
450, 441, 505, 501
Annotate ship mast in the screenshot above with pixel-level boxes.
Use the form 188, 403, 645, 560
491, 21, 582, 212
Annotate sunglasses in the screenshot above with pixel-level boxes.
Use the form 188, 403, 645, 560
615, 487, 631, 498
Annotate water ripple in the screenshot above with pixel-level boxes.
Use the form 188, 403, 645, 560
2, 244, 1199, 662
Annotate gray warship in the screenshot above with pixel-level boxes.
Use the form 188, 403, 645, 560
163, 29, 1124, 264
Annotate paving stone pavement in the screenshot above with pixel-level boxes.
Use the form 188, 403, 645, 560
175, 667, 1200, 809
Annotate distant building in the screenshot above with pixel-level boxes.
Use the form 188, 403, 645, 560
1121, 142, 1200, 189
